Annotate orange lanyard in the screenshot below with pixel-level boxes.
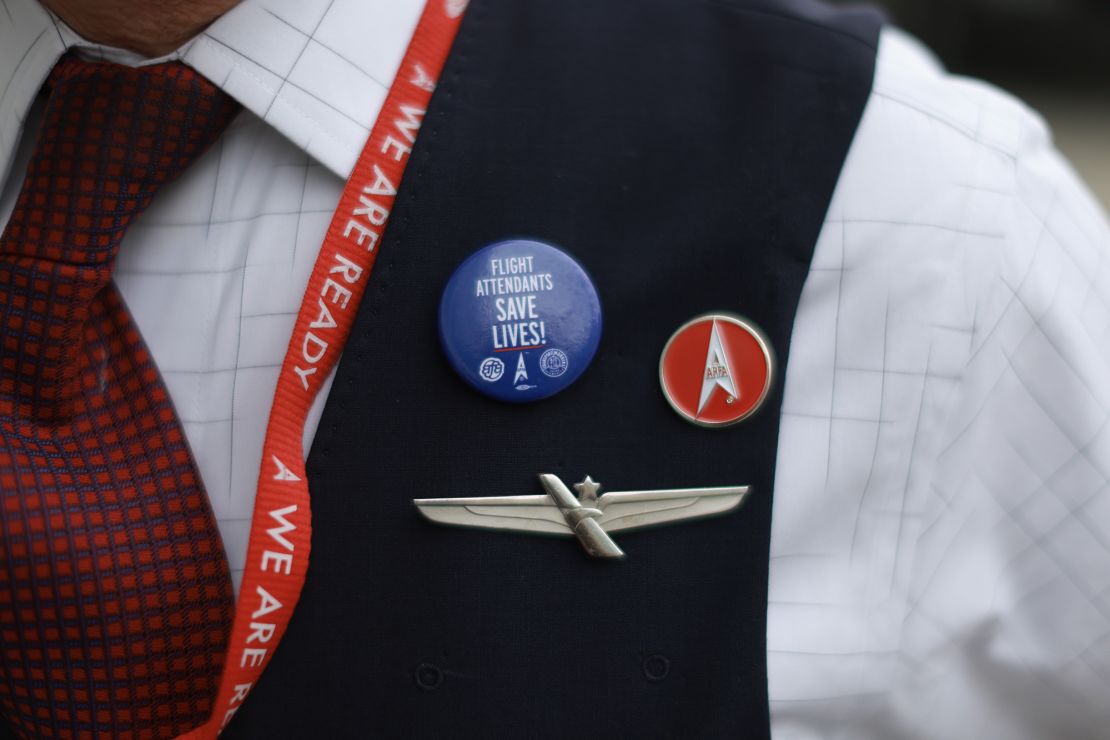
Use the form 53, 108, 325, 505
180, 3, 465, 735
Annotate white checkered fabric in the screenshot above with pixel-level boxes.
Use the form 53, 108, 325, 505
1, 3, 1107, 736
769, 30, 1110, 739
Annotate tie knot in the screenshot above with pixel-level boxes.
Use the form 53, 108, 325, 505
0, 55, 240, 418
3, 55, 241, 266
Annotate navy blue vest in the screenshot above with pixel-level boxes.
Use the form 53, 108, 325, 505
228, 0, 881, 736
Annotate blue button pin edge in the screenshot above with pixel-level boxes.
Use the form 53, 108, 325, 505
438, 239, 602, 403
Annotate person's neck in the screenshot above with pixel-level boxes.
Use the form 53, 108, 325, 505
40, 0, 241, 58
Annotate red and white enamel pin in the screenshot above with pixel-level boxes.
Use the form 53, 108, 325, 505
658, 313, 774, 428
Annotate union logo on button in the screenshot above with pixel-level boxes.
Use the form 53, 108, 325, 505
658, 313, 773, 428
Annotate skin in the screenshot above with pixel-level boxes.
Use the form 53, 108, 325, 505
40, 0, 242, 57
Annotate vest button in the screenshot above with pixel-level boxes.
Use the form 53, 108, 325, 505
642, 654, 670, 682
414, 662, 444, 691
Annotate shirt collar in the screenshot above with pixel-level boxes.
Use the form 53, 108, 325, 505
0, 0, 426, 181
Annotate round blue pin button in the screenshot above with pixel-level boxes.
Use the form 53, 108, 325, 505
438, 239, 602, 403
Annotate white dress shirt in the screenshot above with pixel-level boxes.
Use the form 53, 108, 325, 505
1, 1, 1108, 737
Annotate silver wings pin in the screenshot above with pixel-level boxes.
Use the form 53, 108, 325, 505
414, 474, 750, 558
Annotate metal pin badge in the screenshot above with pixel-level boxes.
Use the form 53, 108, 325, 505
659, 313, 773, 427
415, 474, 750, 558
438, 239, 601, 403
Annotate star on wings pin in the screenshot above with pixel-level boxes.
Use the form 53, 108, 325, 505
414, 474, 750, 558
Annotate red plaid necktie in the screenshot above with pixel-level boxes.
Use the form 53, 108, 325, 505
0, 56, 240, 739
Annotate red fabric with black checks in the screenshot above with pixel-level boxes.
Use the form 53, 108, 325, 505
0, 56, 240, 739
